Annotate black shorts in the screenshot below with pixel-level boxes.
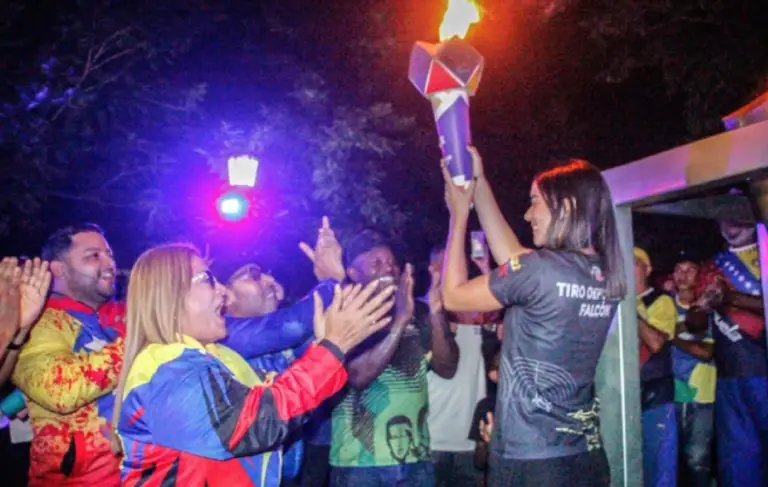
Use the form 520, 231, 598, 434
488, 449, 610, 487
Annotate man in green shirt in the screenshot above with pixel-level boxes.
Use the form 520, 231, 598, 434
329, 231, 458, 487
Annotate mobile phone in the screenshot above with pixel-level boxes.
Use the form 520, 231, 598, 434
470, 231, 487, 259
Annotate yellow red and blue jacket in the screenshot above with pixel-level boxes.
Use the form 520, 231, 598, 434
12, 296, 126, 486
117, 336, 347, 486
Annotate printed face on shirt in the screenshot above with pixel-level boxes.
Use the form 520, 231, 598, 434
55, 231, 116, 306
672, 261, 699, 292
386, 416, 414, 463
524, 182, 553, 247
719, 221, 756, 248
183, 256, 227, 344
348, 246, 400, 292
227, 265, 284, 317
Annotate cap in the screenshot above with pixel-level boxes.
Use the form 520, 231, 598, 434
344, 230, 390, 267
633, 247, 652, 268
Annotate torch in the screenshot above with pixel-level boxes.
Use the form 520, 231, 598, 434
408, 0, 483, 188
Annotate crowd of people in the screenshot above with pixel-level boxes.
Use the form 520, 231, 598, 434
0, 147, 765, 487
636, 218, 768, 487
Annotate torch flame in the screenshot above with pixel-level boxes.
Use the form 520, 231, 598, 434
438, 0, 481, 42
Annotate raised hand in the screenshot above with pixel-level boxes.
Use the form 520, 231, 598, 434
299, 216, 346, 282
426, 260, 442, 315
395, 263, 415, 325
20, 258, 51, 329
468, 146, 485, 181
0, 258, 22, 350
442, 163, 477, 218
322, 281, 396, 354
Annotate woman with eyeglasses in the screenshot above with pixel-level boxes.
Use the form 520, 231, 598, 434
440, 148, 626, 487
112, 244, 395, 486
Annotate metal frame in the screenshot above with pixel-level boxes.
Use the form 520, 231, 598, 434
595, 120, 768, 486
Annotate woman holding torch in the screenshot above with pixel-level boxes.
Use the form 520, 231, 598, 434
440, 148, 626, 487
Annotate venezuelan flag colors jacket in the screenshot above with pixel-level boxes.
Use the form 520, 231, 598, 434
117, 336, 347, 486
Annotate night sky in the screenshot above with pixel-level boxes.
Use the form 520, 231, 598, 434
3, 0, 762, 289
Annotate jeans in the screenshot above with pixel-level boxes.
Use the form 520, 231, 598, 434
330, 462, 435, 487
675, 402, 714, 487
302, 444, 331, 487
642, 403, 678, 487
716, 377, 768, 487
432, 451, 479, 487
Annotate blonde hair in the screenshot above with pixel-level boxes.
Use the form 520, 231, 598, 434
111, 243, 200, 453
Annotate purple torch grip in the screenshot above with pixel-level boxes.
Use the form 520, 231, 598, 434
434, 91, 473, 187
409, 38, 484, 189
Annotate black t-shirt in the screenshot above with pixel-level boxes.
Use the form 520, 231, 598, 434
468, 395, 496, 442
488, 249, 618, 460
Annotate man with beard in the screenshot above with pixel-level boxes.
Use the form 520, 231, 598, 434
329, 230, 458, 487
697, 221, 768, 487
13, 222, 343, 486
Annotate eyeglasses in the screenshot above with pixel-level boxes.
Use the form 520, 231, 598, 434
192, 270, 218, 288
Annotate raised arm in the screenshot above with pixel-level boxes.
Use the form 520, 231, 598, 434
423, 307, 458, 378
133, 281, 395, 459
13, 310, 122, 414
441, 173, 508, 313
469, 148, 528, 264
637, 295, 677, 354
0, 258, 22, 358
221, 280, 337, 359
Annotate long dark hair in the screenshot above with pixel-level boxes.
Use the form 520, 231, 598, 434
534, 159, 626, 299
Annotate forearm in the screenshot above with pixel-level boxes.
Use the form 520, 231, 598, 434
346, 320, 408, 390
159, 341, 348, 460
637, 317, 666, 353
473, 178, 525, 264
429, 312, 459, 378
0, 336, 10, 360
442, 215, 470, 310
0, 328, 26, 385
223, 281, 336, 359
0, 351, 17, 386
671, 338, 714, 361
14, 342, 122, 413
725, 292, 764, 314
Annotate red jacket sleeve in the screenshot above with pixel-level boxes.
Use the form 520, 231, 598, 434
141, 340, 347, 459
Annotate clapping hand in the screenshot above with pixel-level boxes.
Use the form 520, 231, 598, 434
316, 281, 396, 353
20, 258, 52, 329
300, 216, 346, 282
0, 258, 22, 349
